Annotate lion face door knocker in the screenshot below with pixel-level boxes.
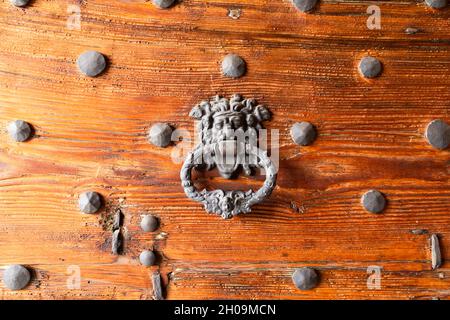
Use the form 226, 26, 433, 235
180, 94, 278, 219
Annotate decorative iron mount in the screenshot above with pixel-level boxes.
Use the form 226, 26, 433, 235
180, 94, 277, 219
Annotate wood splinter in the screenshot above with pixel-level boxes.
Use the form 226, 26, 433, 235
431, 234, 442, 270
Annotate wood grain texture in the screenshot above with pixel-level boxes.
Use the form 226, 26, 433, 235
0, 0, 449, 300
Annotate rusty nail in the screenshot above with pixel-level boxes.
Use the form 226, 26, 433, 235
425, 0, 447, 9
139, 250, 156, 266
361, 190, 386, 214
149, 123, 173, 148
78, 191, 103, 214
3, 265, 31, 290
358, 56, 383, 78
292, 0, 318, 13
77, 51, 107, 77
221, 54, 246, 78
8, 120, 32, 142
425, 119, 449, 150
290, 122, 317, 146
10, 0, 29, 7
140, 214, 159, 232
292, 267, 319, 290
152, 0, 176, 9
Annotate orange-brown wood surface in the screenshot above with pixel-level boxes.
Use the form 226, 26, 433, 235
0, 0, 449, 300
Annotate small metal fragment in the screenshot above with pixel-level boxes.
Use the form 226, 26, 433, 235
152, 272, 164, 300
292, 0, 318, 13
292, 267, 319, 290
361, 190, 386, 214
152, 0, 176, 9
290, 122, 317, 146
8, 120, 32, 142
405, 27, 419, 35
425, 119, 449, 150
148, 123, 173, 148
358, 56, 383, 78
139, 250, 156, 267
228, 8, 241, 20
221, 54, 246, 78
112, 209, 122, 231
431, 234, 442, 270
112, 229, 122, 255
425, 0, 447, 9
77, 51, 107, 77
411, 229, 428, 235
3, 265, 31, 290
140, 214, 159, 232
10, 0, 29, 7
78, 191, 102, 214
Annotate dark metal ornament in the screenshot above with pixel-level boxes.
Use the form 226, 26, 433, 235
181, 94, 277, 219
8, 120, 32, 142
77, 51, 107, 77
358, 56, 382, 78
149, 123, 172, 148
221, 54, 246, 78
425, 0, 447, 9
3, 265, 31, 290
152, 0, 176, 9
10, 0, 29, 7
78, 191, 103, 214
140, 215, 159, 232
292, 0, 318, 13
361, 190, 386, 214
290, 122, 317, 146
292, 267, 319, 290
139, 250, 156, 266
425, 119, 449, 150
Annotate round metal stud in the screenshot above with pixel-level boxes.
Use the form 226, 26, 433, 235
152, 0, 176, 9
361, 190, 386, 214
148, 123, 172, 148
292, 0, 318, 13
77, 51, 107, 77
140, 215, 159, 232
221, 54, 246, 78
425, 119, 449, 150
292, 267, 319, 290
139, 250, 156, 266
290, 122, 317, 146
7, 120, 32, 142
78, 191, 103, 214
358, 56, 382, 78
425, 0, 447, 9
3, 265, 31, 290
10, 0, 30, 7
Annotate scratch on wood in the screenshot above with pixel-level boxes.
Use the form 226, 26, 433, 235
431, 234, 442, 270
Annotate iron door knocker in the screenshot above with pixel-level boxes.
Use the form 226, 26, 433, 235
180, 94, 278, 219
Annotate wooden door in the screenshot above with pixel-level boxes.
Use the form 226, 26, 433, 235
0, 0, 449, 299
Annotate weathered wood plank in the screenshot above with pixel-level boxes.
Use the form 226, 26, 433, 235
0, 0, 449, 299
